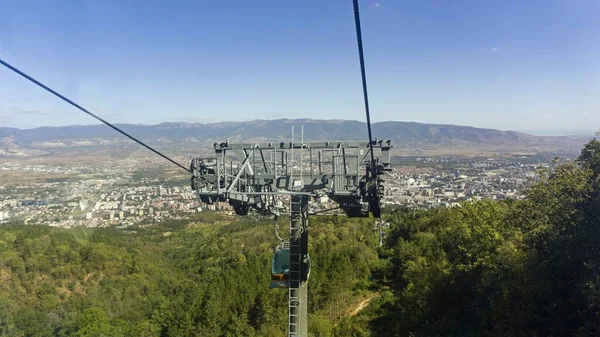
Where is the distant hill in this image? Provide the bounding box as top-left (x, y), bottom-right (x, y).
top-left (0, 119), bottom-right (539, 145)
top-left (0, 119), bottom-right (589, 156)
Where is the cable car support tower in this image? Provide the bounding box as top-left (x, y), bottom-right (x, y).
top-left (191, 139), bottom-right (391, 336)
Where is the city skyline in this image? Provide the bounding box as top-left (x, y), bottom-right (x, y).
top-left (1, 0), bottom-right (599, 131)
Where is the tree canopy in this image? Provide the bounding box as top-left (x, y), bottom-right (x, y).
top-left (340, 137), bottom-right (600, 337)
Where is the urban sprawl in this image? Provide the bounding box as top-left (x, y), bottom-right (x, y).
top-left (0, 157), bottom-right (548, 228)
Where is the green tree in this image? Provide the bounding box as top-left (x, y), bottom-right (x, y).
top-left (74, 307), bottom-right (112, 337)
top-left (578, 135), bottom-right (600, 176)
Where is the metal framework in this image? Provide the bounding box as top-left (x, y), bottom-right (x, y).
top-left (190, 139), bottom-right (392, 337)
top-left (191, 140), bottom-right (391, 217)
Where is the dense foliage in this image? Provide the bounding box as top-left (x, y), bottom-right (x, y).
top-left (339, 138), bottom-right (600, 336)
top-left (0, 213), bottom-right (380, 336)
top-left (2, 138), bottom-right (599, 336)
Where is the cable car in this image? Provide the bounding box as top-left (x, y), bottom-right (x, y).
top-left (271, 242), bottom-right (290, 288)
top-left (270, 242), bottom-right (311, 289)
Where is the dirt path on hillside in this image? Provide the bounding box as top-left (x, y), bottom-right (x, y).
top-left (349, 295), bottom-right (376, 317)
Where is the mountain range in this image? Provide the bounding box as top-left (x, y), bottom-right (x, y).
top-left (0, 119), bottom-right (590, 156)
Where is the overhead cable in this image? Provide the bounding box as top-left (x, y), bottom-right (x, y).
top-left (0, 57), bottom-right (191, 174)
top-left (352, 0), bottom-right (377, 178)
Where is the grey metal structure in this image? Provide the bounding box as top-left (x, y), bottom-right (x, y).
top-left (190, 140), bottom-right (391, 217)
top-left (190, 139), bottom-right (391, 337)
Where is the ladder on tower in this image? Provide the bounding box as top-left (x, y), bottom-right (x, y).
top-left (288, 197), bottom-right (304, 336)
top-left (288, 290), bottom-right (300, 337)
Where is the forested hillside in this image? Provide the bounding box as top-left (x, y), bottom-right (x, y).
top-left (0, 213), bottom-right (381, 336)
top-left (341, 137), bottom-right (600, 336)
top-left (1, 137), bottom-right (599, 336)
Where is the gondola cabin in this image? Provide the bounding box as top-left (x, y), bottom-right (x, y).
top-left (271, 243), bottom-right (290, 288)
top-left (270, 241), bottom-right (311, 289)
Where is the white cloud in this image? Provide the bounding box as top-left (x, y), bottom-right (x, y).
top-left (369, 2), bottom-right (381, 8)
top-left (491, 47), bottom-right (499, 52)
top-left (0, 114), bottom-right (13, 125)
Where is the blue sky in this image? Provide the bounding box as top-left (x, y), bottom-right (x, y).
top-left (0, 0), bottom-right (599, 132)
